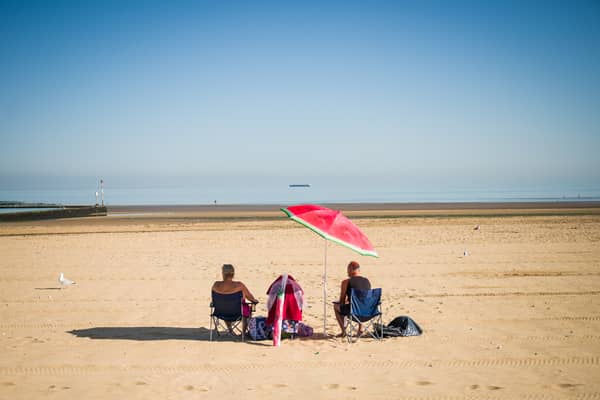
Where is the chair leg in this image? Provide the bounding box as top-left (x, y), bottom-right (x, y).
top-left (345, 317), bottom-right (352, 343)
top-left (209, 316), bottom-right (213, 341)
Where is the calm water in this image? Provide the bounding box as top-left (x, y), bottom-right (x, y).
top-left (1, 176), bottom-right (599, 205)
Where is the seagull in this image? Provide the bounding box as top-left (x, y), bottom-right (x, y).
top-left (59, 272), bottom-right (75, 287)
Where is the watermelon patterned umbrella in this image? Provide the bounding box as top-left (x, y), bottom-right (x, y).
top-left (281, 204), bottom-right (378, 335)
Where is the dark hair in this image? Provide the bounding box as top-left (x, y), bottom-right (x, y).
top-left (348, 261), bottom-right (360, 271)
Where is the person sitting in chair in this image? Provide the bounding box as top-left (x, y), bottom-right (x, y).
top-left (333, 261), bottom-right (371, 337)
top-left (212, 264), bottom-right (258, 335)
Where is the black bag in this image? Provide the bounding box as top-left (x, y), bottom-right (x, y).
top-left (375, 316), bottom-right (423, 337)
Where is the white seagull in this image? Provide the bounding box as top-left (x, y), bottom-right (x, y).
top-left (59, 272), bottom-right (76, 287)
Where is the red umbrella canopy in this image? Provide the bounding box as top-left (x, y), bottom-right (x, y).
top-left (281, 204), bottom-right (378, 257)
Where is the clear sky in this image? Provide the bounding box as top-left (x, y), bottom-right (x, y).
top-left (1, 1), bottom-right (599, 188)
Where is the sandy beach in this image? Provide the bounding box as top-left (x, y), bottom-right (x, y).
top-left (1, 203), bottom-right (599, 399)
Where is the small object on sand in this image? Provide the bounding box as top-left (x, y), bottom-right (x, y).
top-left (463, 250), bottom-right (469, 257)
top-left (474, 225), bottom-right (480, 230)
top-left (59, 272), bottom-right (75, 287)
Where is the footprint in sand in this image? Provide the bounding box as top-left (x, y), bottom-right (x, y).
top-left (184, 385), bottom-right (194, 391)
top-left (259, 383), bottom-right (288, 390)
top-left (135, 381), bottom-right (147, 386)
top-left (324, 383), bottom-right (340, 389)
top-left (2, 382), bottom-right (15, 387)
top-left (558, 383), bottom-right (583, 389)
top-left (416, 381), bottom-right (433, 386)
top-left (470, 384), bottom-right (480, 390)
top-left (487, 385), bottom-right (503, 390)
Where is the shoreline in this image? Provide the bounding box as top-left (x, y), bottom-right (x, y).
top-left (108, 200), bottom-right (600, 212)
top-left (1, 202), bottom-right (598, 230)
top-left (0, 201), bottom-right (598, 226)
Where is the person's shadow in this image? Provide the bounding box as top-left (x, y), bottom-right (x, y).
top-left (69, 327), bottom-right (233, 341)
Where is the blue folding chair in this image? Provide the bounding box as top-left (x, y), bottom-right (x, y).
top-left (209, 291), bottom-right (256, 341)
top-left (345, 288), bottom-right (383, 342)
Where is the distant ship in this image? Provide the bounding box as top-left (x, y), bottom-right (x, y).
top-left (289, 184), bottom-right (310, 188)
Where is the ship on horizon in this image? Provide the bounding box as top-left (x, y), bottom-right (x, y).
top-left (289, 184), bottom-right (310, 188)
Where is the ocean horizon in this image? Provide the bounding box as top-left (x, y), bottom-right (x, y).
top-left (1, 176), bottom-right (599, 206)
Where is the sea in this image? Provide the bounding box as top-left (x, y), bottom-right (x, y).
top-left (1, 176), bottom-right (599, 206)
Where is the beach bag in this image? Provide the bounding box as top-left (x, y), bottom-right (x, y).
top-left (279, 320), bottom-right (298, 339)
top-left (296, 322), bottom-right (314, 337)
top-left (248, 317), bottom-right (272, 340)
top-left (282, 320), bottom-right (298, 334)
top-left (375, 316), bottom-right (423, 337)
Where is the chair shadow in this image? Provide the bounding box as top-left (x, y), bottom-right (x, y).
top-left (68, 326), bottom-right (243, 342)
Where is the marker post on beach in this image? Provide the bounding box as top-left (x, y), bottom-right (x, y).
top-left (100, 179), bottom-right (104, 206)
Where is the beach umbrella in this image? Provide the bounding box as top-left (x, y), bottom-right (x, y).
top-left (281, 204), bottom-right (378, 335)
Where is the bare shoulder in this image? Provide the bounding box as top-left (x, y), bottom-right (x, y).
top-left (233, 281), bottom-right (246, 289)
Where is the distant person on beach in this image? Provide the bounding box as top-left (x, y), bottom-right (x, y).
top-left (212, 264), bottom-right (258, 334)
top-left (333, 261), bottom-right (371, 337)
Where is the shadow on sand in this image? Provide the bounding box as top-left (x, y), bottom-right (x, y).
top-left (68, 327), bottom-right (330, 343)
top-left (69, 327), bottom-right (225, 341)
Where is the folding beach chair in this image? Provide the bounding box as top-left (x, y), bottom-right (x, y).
top-left (209, 291), bottom-right (256, 341)
top-left (345, 288), bottom-right (383, 342)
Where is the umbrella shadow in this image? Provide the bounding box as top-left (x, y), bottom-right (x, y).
top-left (68, 326), bottom-right (245, 342)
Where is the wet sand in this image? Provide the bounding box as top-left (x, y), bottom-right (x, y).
top-left (1, 203), bottom-right (599, 399)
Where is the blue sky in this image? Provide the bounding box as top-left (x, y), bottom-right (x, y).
top-left (1, 1), bottom-right (599, 188)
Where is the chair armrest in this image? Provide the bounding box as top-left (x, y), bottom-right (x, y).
top-left (243, 300), bottom-right (258, 312)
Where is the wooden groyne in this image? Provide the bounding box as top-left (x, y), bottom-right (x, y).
top-left (0, 206), bottom-right (107, 222)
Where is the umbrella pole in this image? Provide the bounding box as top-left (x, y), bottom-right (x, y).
top-left (323, 240), bottom-right (328, 336)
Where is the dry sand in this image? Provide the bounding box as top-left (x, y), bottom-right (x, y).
top-left (1, 205), bottom-right (599, 399)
